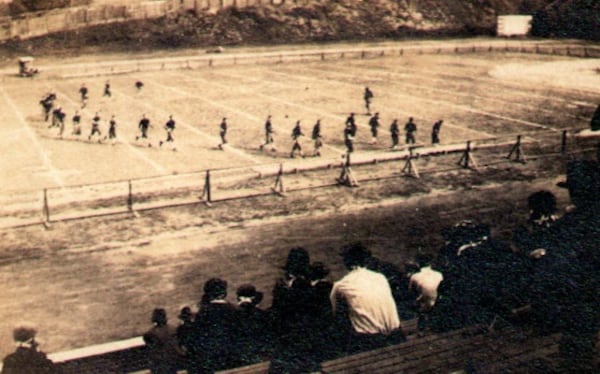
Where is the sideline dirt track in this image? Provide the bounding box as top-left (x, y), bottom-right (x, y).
top-left (0, 38), bottom-right (598, 359)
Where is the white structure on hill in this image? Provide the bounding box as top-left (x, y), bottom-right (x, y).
top-left (497, 15), bottom-right (533, 37)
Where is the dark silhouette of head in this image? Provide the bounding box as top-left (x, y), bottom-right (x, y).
top-left (151, 308), bottom-right (167, 326)
top-left (203, 278), bottom-right (228, 302)
top-left (527, 190), bottom-right (557, 220)
top-left (340, 242), bottom-right (372, 269)
top-left (283, 247), bottom-right (310, 277)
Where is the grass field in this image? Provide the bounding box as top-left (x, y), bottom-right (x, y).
top-left (0, 38), bottom-right (599, 362)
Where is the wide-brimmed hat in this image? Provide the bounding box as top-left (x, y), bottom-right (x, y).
top-left (178, 306), bottom-right (193, 320)
top-left (13, 324), bottom-right (36, 343)
top-left (282, 247), bottom-right (310, 276)
top-left (203, 278), bottom-right (228, 299)
top-left (309, 262), bottom-right (330, 280)
top-left (236, 284), bottom-right (264, 305)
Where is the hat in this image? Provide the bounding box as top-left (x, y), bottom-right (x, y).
top-left (13, 324), bottom-right (36, 343)
top-left (527, 190), bottom-right (557, 217)
top-left (557, 160), bottom-right (600, 205)
top-left (203, 278), bottom-right (228, 300)
top-left (236, 284), bottom-right (264, 305)
top-left (309, 262), bottom-right (330, 281)
top-left (178, 306), bottom-right (193, 320)
top-left (340, 242), bottom-right (372, 268)
top-left (283, 247), bottom-right (310, 276)
top-left (151, 308), bottom-right (167, 325)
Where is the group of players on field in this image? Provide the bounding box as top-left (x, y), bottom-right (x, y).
top-left (40, 84), bottom-right (443, 156)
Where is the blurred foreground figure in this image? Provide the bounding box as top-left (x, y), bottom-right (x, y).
top-left (2, 324), bottom-right (59, 374)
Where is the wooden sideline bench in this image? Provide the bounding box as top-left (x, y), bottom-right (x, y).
top-left (217, 321), bottom-right (566, 374)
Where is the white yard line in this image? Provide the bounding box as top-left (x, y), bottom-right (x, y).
top-left (297, 65), bottom-right (557, 132)
top-left (49, 86), bottom-right (168, 174)
top-left (260, 68), bottom-right (495, 139)
top-left (0, 86), bottom-right (66, 188)
top-left (333, 62), bottom-right (583, 120)
top-left (167, 70), bottom-right (345, 155)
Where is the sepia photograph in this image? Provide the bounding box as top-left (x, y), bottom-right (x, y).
top-left (0, 0), bottom-right (598, 373)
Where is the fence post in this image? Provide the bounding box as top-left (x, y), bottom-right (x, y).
top-left (337, 153), bottom-right (359, 187)
top-left (399, 49), bottom-right (403, 56)
top-left (272, 164), bottom-right (285, 196)
top-left (561, 130), bottom-right (568, 154)
top-left (506, 135), bottom-right (526, 163)
top-left (43, 188), bottom-right (51, 227)
top-left (457, 141), bottom-right (479, 171)
top-left (361, 51), bottom-right (365, 59)
top-left (321, 52), bottom-right (325, 61)
top-left (127, 180), bottom-right (139, 218)
top-left (209, 59), bottom-right (212, 67)
top-left (200, 170), bottom-right (212, 206)
top-left (402, 147), bottom-right (420, 178)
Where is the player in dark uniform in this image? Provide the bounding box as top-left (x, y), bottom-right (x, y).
top-left (106, 115), bottom-right (117, 144)
top-left (260, 115), bottom-right (275, 151)
top-left (72, 110), bottom-right (81, 136)
top-left (364, 87), bottom-right (374, 114)
top-left (344, 122), bottom-right (354, 154)
top-left (39, 92), bottom-right (56, 122)
top-left (79, 84), bottom-right (88, 108)
top-left (345, 112), bottom-right (357, 137)
top-left (431, 120), bottom-right (443, 144)
top-left (50, 107), bottom-right (61, 128)
top-left (55, 107), bottom-right (66, 138)
top-left (159, 115), bottom-right (176, 149)
top-left (89, 112), bottom-right (102, 142)
top-left (137, 114), bottom-right (151, 141)
top-left (368, 112), bottom-right (380, 144)
top-left (218, 117), bottom-right (227, 150)
top-left (311, 119), bottom-right (322, 157)
top-left (390, 119), bottom-right (400, 150)
top-left (103, 80), bottom-right (111, 98)
top-left (404, 117), bottom-right (417, 144)
top-left (290, 120), bottom-right (304, 158)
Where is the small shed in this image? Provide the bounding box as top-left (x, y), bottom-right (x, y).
top-left (497, 15), bottom-right (533, 37)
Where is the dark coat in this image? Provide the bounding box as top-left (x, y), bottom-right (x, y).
top-left (143, 324), bottom-right (181, 374)
top-left (2, 346), bottom-right (59, 374)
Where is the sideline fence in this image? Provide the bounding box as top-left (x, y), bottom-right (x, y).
top-left (1, 127), bottom-right (598, 230)
top-left (42, 41), bottom-right (600, 79)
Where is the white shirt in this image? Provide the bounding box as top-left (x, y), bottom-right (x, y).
top-left (330, 267), bottom-right (400, 335)
top-left (409, 266), bottom-right (444, 310)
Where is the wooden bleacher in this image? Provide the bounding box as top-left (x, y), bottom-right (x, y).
top-left (217, 318), bottom-right (566, 374)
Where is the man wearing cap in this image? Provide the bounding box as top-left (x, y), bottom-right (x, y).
top-left (330, 242), bottom-right (405, 354)
top-left (2, 324), bottom-right (58, 373)
top-left (218, 117), bottom-right (227, 150)
top-left (143, 308), bottom-right (182, 374)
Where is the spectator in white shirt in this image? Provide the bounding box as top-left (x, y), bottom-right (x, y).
top-left (330, 242), bottom-right (405, 354)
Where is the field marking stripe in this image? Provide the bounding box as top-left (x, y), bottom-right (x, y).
top-left (333, 62), bottom-right (583, 120)
top-left (142, 78), bottom-right (261, 164)
top-left (363, 61), bottom-right (598, 108)
top-left (295, 65), bottom-right (556, 132)
top-left (49, 86), bottom-right (168, 174)
top-left (0, 86), bottom-right (66, 188)
top-left (167, 71), bottom-right (345, 155)
top-left (256, 68), bottom-right (494, 139)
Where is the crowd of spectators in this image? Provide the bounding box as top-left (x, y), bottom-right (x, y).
top-left (3, 159), bottom-right (598, 374)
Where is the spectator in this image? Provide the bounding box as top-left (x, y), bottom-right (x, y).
top-left (531, 160), bottom-right (600, 372)
top-left (2, 323), bottom-right (59, 374)
top-left (176, 306), bottom-right (196, 373)
top-left (330, 242), bottom-right (406, 355)
top-left (142, 308), bottom-right (182, 374)
top-left (409, 254), bottom-right (444, 332)
top-left (234, 284), bottom-right (270, 367)
top-left (269, 247), bottom-right (321, 373)
top-left (404, 117), bottom-right (417, 144)
top-left (191, 278), bottom-right (237, 373)
top-left (512, 190), bottom-right (558, 257)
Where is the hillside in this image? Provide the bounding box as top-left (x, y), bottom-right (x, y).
top-left (532, 0), bottom-right (600, 40)
top-left (0, 0), bottom-right (546, 57)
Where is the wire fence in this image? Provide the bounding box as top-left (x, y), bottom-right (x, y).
top-left (42, 41), bottom-right (600, 79)
top-left (2, 127), bottom-right (599, 230)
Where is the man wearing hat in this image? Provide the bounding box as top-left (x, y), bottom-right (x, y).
top-left (330, 242), bottom-right (405, 354)
top-left (234, 284), bottom-right (269, 367)
top-left (368, 112), bottom-right (380, 144)
top-left (143, 308), bottom-right (182, 374)
top-left (218, 117), bottom-right (227, 150)
top-left (2, 324), bottom-right (58, 373)
top-left (192, 278), bottom-right (237, 373)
